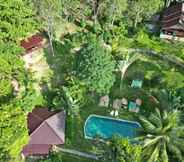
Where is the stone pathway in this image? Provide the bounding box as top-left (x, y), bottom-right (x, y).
top-left (56, 147), bottom-right (99, 160)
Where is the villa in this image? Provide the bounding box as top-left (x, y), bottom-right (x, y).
top-left (22, 108), bottom-right (66, 158)
top-left (160, 2), bottom-right (184, 41)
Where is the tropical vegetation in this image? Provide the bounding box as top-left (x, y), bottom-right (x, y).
top-left (138, 108), bottom-right (184, 162)
top-left (0, 0), bottom-right (184, 162)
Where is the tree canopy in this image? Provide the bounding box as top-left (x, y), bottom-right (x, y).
top-left (126, 0), bottom-right (164, 28)
top-left (100, 136), bottom-right (142, 162)
top-left (0, 102), bottom-right (28, 161)
top-left (76, 37), bottom-right (115, 94)
top-left (0, 0), bottom-right (38, 43)
top-left (0, 50), bottom-right (25, 101)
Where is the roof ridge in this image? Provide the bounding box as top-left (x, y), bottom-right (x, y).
top-left (30, 120), bottom-right (63, 144)
top-left (30, 112), bottom-right (64, 144)
top-left (30, 120), bottom-right (47, 138)
top-left (45, 112), bottom-right (65, 142)
top-left (45, 121), bottom-right (64, 144)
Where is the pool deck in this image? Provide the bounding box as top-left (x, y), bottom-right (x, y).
top-left (84, 114), bottom-right (141, 140)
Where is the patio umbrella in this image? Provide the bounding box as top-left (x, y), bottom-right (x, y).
top-left (136, 98), bottom-right (142, 106)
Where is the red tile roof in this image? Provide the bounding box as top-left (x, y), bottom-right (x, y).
top-left (20, 34), bottom-right (43, 52)
top-left (22, 108), bottom-right (66, 157)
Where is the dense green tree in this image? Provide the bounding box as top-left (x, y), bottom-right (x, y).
top-left (33, 0), bottom-right (62, 56)
top-left (0, 51), bottom-right (25, 101)
top-left (138, 108), bottom-right (184, 162)
top-left (108, 136), bottom-right (142, 162)
top-left (126, 0), bottom-right (164, 28)
top-left (61, 0), bottom-right (91, 21)
top-left (95, 136), bottom-right (142, 162)
top-left (0, 0), bottom-right (38, 43)
top-left (65, 76), bottom-right (87, 107)
top-left (76, 37), bottom-right (115, 94)
top-left (0, 103), bottom-right (28, 161)
top-left (101, 0), bottom-right (127, 26)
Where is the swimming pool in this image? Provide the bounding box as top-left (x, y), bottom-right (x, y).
top-left (84, 115), bottom-right (140, 139)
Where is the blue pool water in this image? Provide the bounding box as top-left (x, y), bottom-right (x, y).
top-left (84, 115), bottom-right (140, 139)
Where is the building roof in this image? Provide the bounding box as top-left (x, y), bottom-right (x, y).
top-left (22, 144), bottom-right (52, 157)
top-left (20, 34), bottom-right (43, 52)
top-left (162, 3), bottom-right (184, 30)
top-left (22, 108), bottom-right (66, 157)
top-left (28, 108), bottom-right (57, 134)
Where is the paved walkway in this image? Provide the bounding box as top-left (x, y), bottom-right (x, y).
top-left (56, 147), bottom-right (99, 160)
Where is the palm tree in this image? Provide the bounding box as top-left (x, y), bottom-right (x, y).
top-left (152, 89), bottom-right (184, 111)
top-left (117, 53), bottom-right (140, 90)
top-left (137, 108), bottom-right (184, 162)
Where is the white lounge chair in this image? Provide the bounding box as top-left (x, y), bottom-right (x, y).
top-left (114, 110), bottom-right (119, 117)
top-left (110, 110), bottom-right (115, 116)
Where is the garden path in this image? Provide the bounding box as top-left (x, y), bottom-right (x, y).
top-left (56, 147), bottom-right (99, 160)
top-left (121, 48), bottom-right (184, 69)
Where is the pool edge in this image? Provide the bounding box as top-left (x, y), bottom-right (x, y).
top-left (84, 114), bottom-right (141, 140)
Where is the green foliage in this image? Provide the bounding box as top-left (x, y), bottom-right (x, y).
top-left (33, 0), bottom-right (62, 55)
top-left (152, 89), bottom-right (184, 112)
top-left (134, 30), bottom-right (184, 60)
top-left (138, 108), bottom-right (184, 162)
top-left (61, 0), bottom-right (91, 21)
top-left (76, 37), bottom-right (116, 94)
top-left (163, 70), bottom-right (184, 89)
top-left (62, 86), bottom-right (80, 117)
top-left (65, 76), bottom-right (87, 107)
top-left (126, 0), bottom-right (164, 28)
top-left (38, 152), bottom-right (62, 162)
top-left (101, 136), bottom-right (142, 162)
top-left (0, 52), bottom-right (25, 101)
top-left (0, 0), bottom-right (38, 42)
top-left (0, 103), bottom-right (28, 161)
top-left (98, 0), bottom-right (128, 26)
top-left (19, 83), bottom-right (43, 113)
